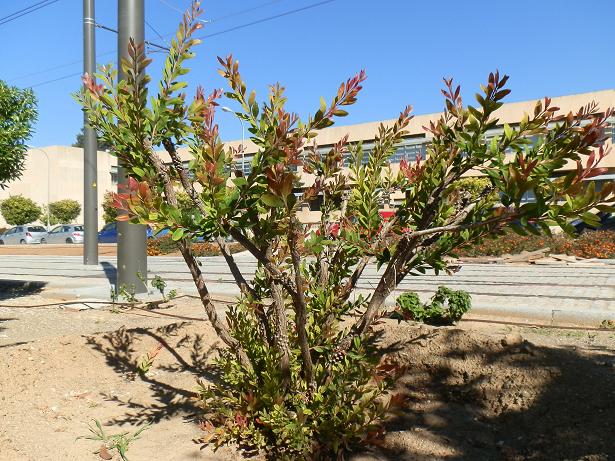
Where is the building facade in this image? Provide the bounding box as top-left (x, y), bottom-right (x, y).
top-left (2, 90), bottom-right (614, 228)
top-left (0, 146), bottom-right (117, 228)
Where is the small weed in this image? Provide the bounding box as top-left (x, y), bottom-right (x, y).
top-left (600, 320), bottom-right (615, 330)
top-left (150, 275), bottom-right (176, 302)
top-left (77, 419), bottom-right (150, 461)
top-left (117, 284), bottom-right (138, 303)
top-left (136, 343), bottom-right (163, 376)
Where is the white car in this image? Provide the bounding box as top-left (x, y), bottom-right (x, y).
top-left (0, 225), bottom-right (49, 244)
top-left (46, 224), bottom-right (84, 244)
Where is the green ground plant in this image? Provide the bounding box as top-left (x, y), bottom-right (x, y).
top-left (393, 287), bottom-right (471, 325)
top-left (78, 419), bottom-right (150, 461)
top-left (77, 2), bottom-right (615, 458)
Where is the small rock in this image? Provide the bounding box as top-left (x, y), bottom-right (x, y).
top-left (501, 333), bottom-right (523, 347)
top-left (98, 445), bottom-right (113, 460)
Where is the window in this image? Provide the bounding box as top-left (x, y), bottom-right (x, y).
top-left (390, 137), bottom-right (427, 164)
top-left (49, 226), bottom-right (62, 234)
top-left (606, 121), bottom-right (615, 143)
top-left (28, 226), bottom-right (46, 232)
top-left (73, 225), bottom-right (84, 231)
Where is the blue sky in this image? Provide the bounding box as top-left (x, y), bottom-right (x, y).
top-left (1, 0), bottom-right (614, 147)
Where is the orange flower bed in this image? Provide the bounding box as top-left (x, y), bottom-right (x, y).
top-left (457, 230), bottom-right (615, 259)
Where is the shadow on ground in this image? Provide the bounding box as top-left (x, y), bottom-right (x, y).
top-left (0, 279), bottom-right (46, 301)
top-left (86, 321), bottom-right (615, 460)
top-left (86, 321), bottom-right (219, 426)
top-left (374, 327), bottom-right (615, 461)
top-left (100, 261), bottom-right (117, 287)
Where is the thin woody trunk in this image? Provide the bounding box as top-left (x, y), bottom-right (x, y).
top-left (179, 241), bottom-right (252, 370)
top-left (215, 236), bottom-right (257, 299)
top-left (289, 222), bottom-right (315, 388)
top-left (271, 280), bottom-right (291, 388)
top-left (162, 140), bottom-right (257, 301)
top-left (146, 142), bottom-right (253, 371)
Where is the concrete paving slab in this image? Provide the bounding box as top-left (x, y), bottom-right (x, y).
top-left (0, 255), bottom-right (614, 325)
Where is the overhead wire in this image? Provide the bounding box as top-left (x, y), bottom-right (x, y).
top-left (0, 0), bottom-right (60, 27)
top-left (197, 0), bottom-right (335, 40)
top-left (11, 0), bottom-right (336, 88)
top-left (0, 0), bottom-right (52, 23)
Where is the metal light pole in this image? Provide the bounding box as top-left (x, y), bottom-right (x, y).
top-left (83, 0), bottom-right (99, 264)
top-left (27, 146), bottom-right (50, 231)
top-left (117, 0), bottom-right (147, 293)
top-left (221, 106), bottom-right (246, 175)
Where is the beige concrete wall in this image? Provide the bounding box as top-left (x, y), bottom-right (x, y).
top-left (173, 89), bottom-right (615, 171)
top-left (0, 146), bottom-right (117, 229)
top-left (2, 90), bottom-right (613, 229)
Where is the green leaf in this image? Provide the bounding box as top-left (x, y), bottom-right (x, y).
top-left (503, 123), bottom-right (513, 140)
top-left (132, 166), bottom-right (145, 178)
top-left (172, 227), bottom-right (185, 241)
top-left (260, 193), bottom-right (285, 208)
top-left (232, 177), bottom-right (247, 187)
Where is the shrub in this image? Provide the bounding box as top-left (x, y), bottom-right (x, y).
top-left (393, 287), bottom-right (472, 325)
top-left (102, 191), bottom-right (117, 224)
top-left (0, 80), bottom-right (38, 189)
top-left (455, 177), bottom-right (499, 203)
top-left (147, 235), bottom-right (243, 256)
top-left (0, 195), bottom-right (42, 225)
top-left (48, 199), bottom-right (81, 224)
top-left (457, 230), bottom-right (615, 259)
top-left (78, 3), bottom-right (615, 458)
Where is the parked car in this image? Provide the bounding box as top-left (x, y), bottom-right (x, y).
top-left (98, 222), bottom-right (154, 243)
top-left (572, 212), bottom-right (615, 234)
top-left (47, 224), bottom-right (84, 244)
top-left (0, 225), bottom-right (48, 244)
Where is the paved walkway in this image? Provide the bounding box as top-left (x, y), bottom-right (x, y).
top-left (1, 254), bottom-right (614, 325)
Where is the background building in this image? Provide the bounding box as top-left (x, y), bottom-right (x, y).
top-left (2, 90), bottom-right (614, 228)
top-left (0, 146), bottom-right (116, 228)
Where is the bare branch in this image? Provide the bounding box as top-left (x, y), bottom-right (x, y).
top-left (228, 227), bottom-right (299, 298)
top-left (288, 219), bottom-right (314, 388)
top-left (143, 143), bottom-right (253, 371)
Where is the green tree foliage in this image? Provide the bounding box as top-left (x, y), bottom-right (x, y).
top-left (72, 126), bottom-right (114, 151)
top-left (0, 195), bottom-right (42, 225)
top-left (0, 80), bottom-right (38, 189)
top-left (48, 199), bottom-right (81, 224)
top-left (102, 191), bottom-right (117, 223)
top-left (455, 176), bottom-right (499, 203)
top-left (77, 3), bottom-right (615, 458)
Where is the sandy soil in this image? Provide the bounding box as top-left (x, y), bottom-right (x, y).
top-left (0, 293), bottom-right (614, 461)
top-left (0, 244), bottom-right (117, 256)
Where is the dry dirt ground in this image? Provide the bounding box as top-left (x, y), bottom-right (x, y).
top-left (0, 244), bottom-right (117, 256)
top-left (0, 287), bottom-right (614, 461)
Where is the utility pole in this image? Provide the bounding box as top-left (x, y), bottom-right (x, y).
top-left (117, 0), bottom-right (147, 293)
top-left (83, 0), bottom-right (98, 264)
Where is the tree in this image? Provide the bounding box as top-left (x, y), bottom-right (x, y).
top-left (72, 126), bottom-right (114, 151)
top-left (102, 191), bottom-right (118, 223)
top-left (78, 3), bottom-right (615, 458)
top-left (0, 195), bottom-right (42, 225)
top-left (48, 199), bottom-right (81, 224)
top-left (456, 176), bottom-right (499, 202)
top-left (0, 80), bottom-right (37, 189)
